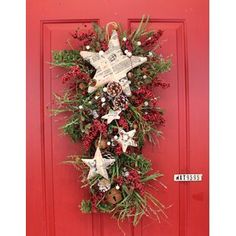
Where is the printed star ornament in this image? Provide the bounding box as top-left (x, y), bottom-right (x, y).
top-left (82, 147), bottom-right (115, 180)
top-left (117, 128), bottom-right (138, 153)
top-left (102, 109), bottom-right (121, 124)
top-left (80, 30), bottom-right (147, 94)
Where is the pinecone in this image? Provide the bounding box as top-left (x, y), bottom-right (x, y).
top-left (102, 151), bottom-right (115, 159)
top-left (113, 95), bottom-right (128, 110)
top-left (107, 82), bottom-right (122, 97)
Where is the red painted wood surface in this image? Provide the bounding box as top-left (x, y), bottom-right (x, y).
top-left (26, 0), bottom-right (209, 235)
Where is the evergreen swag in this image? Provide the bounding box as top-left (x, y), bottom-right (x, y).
top-left (52, 16), bottom-right (171, 226)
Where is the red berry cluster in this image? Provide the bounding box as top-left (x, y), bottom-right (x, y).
top-left (143, 110), bottom-right (165, 125)
top-left (118, 116), bottom-right (129, 131)
top-left (133, 87), bottom-right (155, 106)
top-left (114, 145), bottom-right (123, 156)
top-left (127, 170), bottom-right (145, 195)
top-left (115, 170), bottom-right (145, 195)
top-left (82, 120), bottom-right (107, 150)
top-left (141, 30), bottom-right (163, 49)
top-left (100, 40), bottom-right (109, 51)
top-left (114, 176), bottom-right (124, 186)
top-left (91, 191), bottom-right (105, 209)
top-left (61, 66), bottom-right (89, 84)
top-left (122, 39), bottom-right (133, 52)
top-left (71, 30), bottom-right (95, 46)
top-left (152, 77), bottom-right (170, 89)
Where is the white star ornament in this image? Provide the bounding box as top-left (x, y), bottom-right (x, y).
top-left (117, 128), bottom-right (138, 153)
top-left (82, 147), bottom-right (115, 180)
top-left (80, 31), bottom-right (147, 93)
top-left (102, 109), bottom-right (121, 124)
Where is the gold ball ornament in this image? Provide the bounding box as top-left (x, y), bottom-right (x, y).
top-left (106, 187), bottom-right (123, 205)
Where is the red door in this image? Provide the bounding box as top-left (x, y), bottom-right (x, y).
top-left (26, 1), bottom-right (208, 236)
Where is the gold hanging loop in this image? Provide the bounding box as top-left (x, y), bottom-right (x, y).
top-left (105, 22), bottom-right (119, 42)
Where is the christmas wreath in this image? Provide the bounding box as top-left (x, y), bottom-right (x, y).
top-left (52, 17), bottom-right (171, 226)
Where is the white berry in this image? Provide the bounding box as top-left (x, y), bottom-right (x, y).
top-left (85, 45), bottom-right (90, 50)
top-left (148, 51), bottom-right (153, 57)
top-left (107, 141), bottom-right (111, 146)
top-left (137, 41), bottom-right (141, 46)
top-left (79, 105), bottom-right (83, 109)
top-left (115, 185), bottom-right (120, 190)
top-left (99, 50), bottom-right (104, 56)
top-left (144, 101), bottom-right (149, 106)
top-left (127, 52), bottom-right (132, 57)
top-left (143, 75), bottom-right (147, 79)
top-left (92, 110), bottom-right (99, 118)
top-left (103, 87), bottom-right (108, 92)
top-left (101, 97), bottom-right (106, 103)
top-left (124, 172), bottom-right (129, 177)
top-left (122, 37), bottom-right (127, 41)
top-left (114, 135), bottom-right (118, 140)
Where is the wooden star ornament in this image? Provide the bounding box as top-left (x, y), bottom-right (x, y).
top-left (82, 147), bottom-right (115, 180)
top-left (117, 128), bottom-right (138, 153)
top-left (80, 30), bottom-right (147, 93)
top-left (102, 109), bottom-right (121, 124)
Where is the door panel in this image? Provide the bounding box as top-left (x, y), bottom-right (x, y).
top-left (27, 1), bottom-right (208, 236)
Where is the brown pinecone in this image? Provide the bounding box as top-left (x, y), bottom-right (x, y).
top-left (113, 95), bottom-right (128, 110)
top-left (107, 82), bottom-right (122, 97)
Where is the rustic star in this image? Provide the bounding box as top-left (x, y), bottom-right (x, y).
top-left (82, 147), bottom-right (115, 180)
top-left (117, 128), bottom-right (138, 153)
top-left (102, 109), bottom-right (121, 124)
top-left (80, 30), bottom-right (147, 93)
